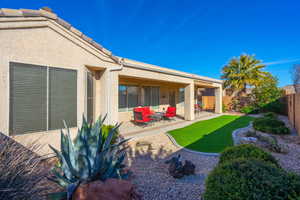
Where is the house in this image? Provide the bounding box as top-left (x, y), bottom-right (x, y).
top-left (282, 84), bottom-right (300, 95)
top-left (0, 8), bottom-right (222, 152)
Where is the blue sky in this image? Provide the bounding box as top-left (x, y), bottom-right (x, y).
top-left (3, 0), bottom-right (300, 86)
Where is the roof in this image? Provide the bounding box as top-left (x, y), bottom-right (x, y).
top-left (0, 7), bottom-right (222, 84)
top-left (0, 8), bottom-right (121, 63)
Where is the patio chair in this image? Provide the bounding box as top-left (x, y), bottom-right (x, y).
top-left (194, 104), bottom-right (201, 116)
top-left (164, 106), bottom-right (176, 120)
top-left (143, 106), bottom-right (155, 117)
top-left (133, 108), bottom-right (154, 126)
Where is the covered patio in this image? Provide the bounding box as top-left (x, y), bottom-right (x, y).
top-left (119, 111), bottom-right (215, 136)
top-left (118, 75), bottom-right (187, 122)
top-left (117, 75), bottom-right (222, 135)
top-left (194, 80), bottom-right (222, 118)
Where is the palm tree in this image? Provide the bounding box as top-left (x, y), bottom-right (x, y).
top-left (221, 54), bottom-right (269, 97)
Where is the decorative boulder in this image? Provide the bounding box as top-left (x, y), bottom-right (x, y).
top-left (165, 155), bottom-right (185, 178)
top-left (73, 179), bottom-right (141, 200)
top-left (240, 137), bottom-right (258, 144)
top-left (183, 160), bottom-right (195, 175)
top-left (165, 155), bottom-right (196, 178)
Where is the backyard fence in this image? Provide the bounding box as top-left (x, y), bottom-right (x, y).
top-left (202, 96), bottom-right (215, 110)
top-left (287, 93), bottom-right (300, 136)
top-left (223, 96), bottom-right (232, 110)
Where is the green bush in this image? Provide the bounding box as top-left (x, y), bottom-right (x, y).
top-left (204, 159), bottom-right (300, 200)
top-left (260, 100), bottom-right (286, 115)
top-left (240, 105), bottom-right (260, 114)
top-left (102, 124), bottom-right (119, 144)
top-left (253, 117), bottom-right (290, 135)
top-left (263, 112), bottom-right (277, 119)
top-left (219, 144), bottom-right (279, 167)
top-left (222, 103), bottom-right (227, 113)
top-left (240, 105), bottom-right (254, 114)
top-left (49, 116), bottom-right (127, 199)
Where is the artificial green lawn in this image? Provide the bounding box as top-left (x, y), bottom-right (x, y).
top-left (168, 115), bottom-right (253, 153)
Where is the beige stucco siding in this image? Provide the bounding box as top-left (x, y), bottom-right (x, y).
top-left (0, 11), bottom-right (223, 154)
top-left (0, 22), bottom-right (118, 152)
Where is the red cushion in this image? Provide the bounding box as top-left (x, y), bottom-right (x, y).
top-left (134, 107), bottom-right (143, 112)
top-left (133, 107), bottom-right (154, 123)
top-left (143, 107), bottom-right (152, 114)
top-left (165, 107), bottom-right (176, 117)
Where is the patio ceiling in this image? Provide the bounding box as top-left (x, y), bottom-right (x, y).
top-left (119, 75), bottom-right (187, 87)
top-left (194, 80), bottom-right (216, 88)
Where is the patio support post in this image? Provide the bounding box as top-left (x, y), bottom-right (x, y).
top-left (214, 85), bottom-right (222, 113)
top-left (98, 70), bottom-right (119, 125)
top-left (184, 83), bottom-right (195, 120)
top-left (106, 71), bottom-right (119, 125)
top-left (110, 71), bottom-right (119, 124)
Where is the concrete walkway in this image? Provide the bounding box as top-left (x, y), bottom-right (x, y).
top-left (124, 113), bottom-right (223, 139)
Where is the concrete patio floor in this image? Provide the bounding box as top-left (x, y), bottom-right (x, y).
top-left (120, 111), bottom-right (221, 138)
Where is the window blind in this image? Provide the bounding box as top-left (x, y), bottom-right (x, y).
top-left (49, 67), bottom-right (77, 130)
top-left (9, 62), bottom-right (47, 135)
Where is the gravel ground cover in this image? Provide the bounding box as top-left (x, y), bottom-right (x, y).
top-left (271, 135), bottom-right (300, 174)
top-left (126, 133), bottom-right (218, 200)
top-left (246, 114), bottom-right (300, 174)
top-left (125, 114), bottom-right (300, 200)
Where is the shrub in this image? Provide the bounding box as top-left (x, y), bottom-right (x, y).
top-left (263, 112), bottom-right (277, 119)
top-left (253, 117), bottom-right (290, 135)
top-left (260, 100), bottom-right (286, 115)
top-left (222, 103), bottom-right (227, 113)
top-left (204, 159), bottom-right (300, 200)
top-left (259, 135), bottom-right (289, 154)
top-left (240, 105), bottom-right (260, 114)
top-left (102, 124), bottom-right (119, 144)
top-left (0, 133), bottom-right (50, 200)
top-left (219, 144), bottom-right (279, 167)
top-left (48, 115), bottom-right (129, 199)
top-left (240, 105), bottom-right (254, 114)
top-left (244, 132), bottom-right (288, 154)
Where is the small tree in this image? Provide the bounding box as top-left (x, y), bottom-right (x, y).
top-left (251, 74), bottom-right (283, 113)
top-left (292, 64), bottom-right (300, 93)
top-left (221, 54), bottom-right (269, 98)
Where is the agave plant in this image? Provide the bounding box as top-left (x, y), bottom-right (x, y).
top-left (48, 115), bottom-right (129, 200)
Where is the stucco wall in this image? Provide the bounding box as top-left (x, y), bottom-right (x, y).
top-left (0, 16), bottom-right (223, 155)
top-left (0, 21), bottom-right (118, 152)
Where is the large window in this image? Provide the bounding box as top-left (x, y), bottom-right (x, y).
top-left (118, 85), bottom-right (160, 112)
top-left (49, 68), bottom-right (77, 130)
top-left (118, 85), bottom-right (139, 112)
top-left (142, 86), bottom-right (160, 109)
top-left (9, 62), bottom-right (77, 135)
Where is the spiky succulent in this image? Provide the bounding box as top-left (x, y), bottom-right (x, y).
top-left (48, 115), bottom-right (129, 200)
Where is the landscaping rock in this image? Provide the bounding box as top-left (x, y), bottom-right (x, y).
top-left (240, 136), bottom-right (258, 144)
top-left (183, 160), bottom-right (196, 175)
top-left (165, 155), bottom-right (196, 178)
top-left (73, 179), bottom-right (141, 200)
top-left (165, 155), bottom-right (185, 178)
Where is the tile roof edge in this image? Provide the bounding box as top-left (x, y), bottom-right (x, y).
top-left (0, 8), bottom-right (118, 63)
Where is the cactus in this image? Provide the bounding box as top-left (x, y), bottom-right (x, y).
top-left (48, 115), bottom-right (129, 200)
